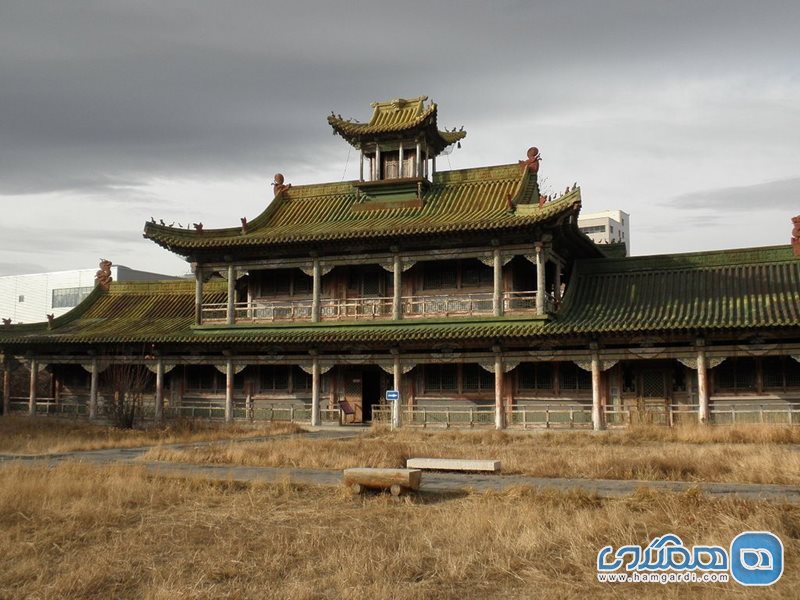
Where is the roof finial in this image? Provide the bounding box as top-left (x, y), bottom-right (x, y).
top-left (519, 147), bottom-right (541, 174)
top-left (792, 215), bottom-right (800, 256)
top-left (272, 173), bottom-right (292, 195)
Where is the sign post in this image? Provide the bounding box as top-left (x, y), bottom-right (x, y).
top-left (386, 389), bottom-right (400, 430)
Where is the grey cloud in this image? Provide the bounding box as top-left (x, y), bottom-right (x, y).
top-left (2, 0), bottom-right (798, 195)
top-left (666, 178), bottom-right (800, 212)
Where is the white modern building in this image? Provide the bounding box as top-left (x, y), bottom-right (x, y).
top-left (0, 266), bottom-right (176, 324)
top-left (578, 210), bottom-right (630, 253)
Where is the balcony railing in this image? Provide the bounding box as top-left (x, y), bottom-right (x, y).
top-left (200, 290), bottom-right (549, 324)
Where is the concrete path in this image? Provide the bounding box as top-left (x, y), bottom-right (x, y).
top-left (2, 430), bottom-right (799, 503)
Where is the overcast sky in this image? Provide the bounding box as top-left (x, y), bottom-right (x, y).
top-left (1, 0), bottom-right (798, 276)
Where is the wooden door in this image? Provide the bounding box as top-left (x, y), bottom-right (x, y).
top-left (344, 368), bottom-right (364, 422)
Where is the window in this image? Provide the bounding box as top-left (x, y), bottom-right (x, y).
top-left (517, 363), bottom-right (554, 391)
top-left (423, 365), bottom-right (458, 392)
top-left (185, 366), bottom-right (221, 391)
top-left (462, 364), bottom-right (494, 391)
top-left (293, 367), bottom-right (312, 391)
top-left (52, 286), bottom-right (93, 309)
top-left (259, 365), bottom-right (290, 391)
top-left (256, 269), bottom-right (311, 297)
top-left (347, 266), bottom-right (389, 297)
top-left (713, 358), bottom-right (756, 392)
top-left (559, 362), bottom-right (592, 391)
top-left (579, 225), bottom-right (606, 235)
top-left (423, 364), bottom-right (497, 394)
top-left (762, 357), bottom-right (800, 389)
top-left (18, 295), bottom-right (24, 303)
top-left (422, 259), bottom-right (491, 290)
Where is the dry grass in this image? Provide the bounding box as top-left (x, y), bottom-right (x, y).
top-left (0, 461), bottom-right (797, 599)
top-left (0, 416), bottom-right (303, 454)
top-left (142, 425), bottom-right (800, 485)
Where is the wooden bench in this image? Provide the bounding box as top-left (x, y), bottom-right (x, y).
top-left (338, 400), bottom-right (356, 424)
top-left (406, 458), bottom-right (501, 473)
top-left (343, 468), bottom-right (422, 496)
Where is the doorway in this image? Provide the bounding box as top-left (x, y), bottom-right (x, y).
top-left (342, 365), bottom-right (384, 422)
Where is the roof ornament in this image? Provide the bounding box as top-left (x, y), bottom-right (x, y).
top-left (272, 173), bottom-right (292, 195)
top-left (2, 318), bottom-right (11, 326)
top-left (241, 217), bottom-right (248, 234)
top-left (193, 222), bottom-right (203, 233)
top-left (95, 259), bottom-right (113, 290)
top-left (519, 147), bottom-right (541, 174)
top-left (46, 313), bottom-right (54, 328)
top-left (792, 215), bottom-right (800, 256)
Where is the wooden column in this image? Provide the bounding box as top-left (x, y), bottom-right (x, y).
top-left (225, 359), bottom-right (234, 423)
top-left (392, 254), bottom-right (402, 320)
top-left (493, 247), bottom-right (503, 317)
top-left (2, 355), bottom-right (11, 416)
top-left (697, 344), bottom-right (709, 424)
top-left (375, 145), bottom-right (381, 180)
top-left (554, 262), bottom-right (563, 305)
top-left (359, 150), bottom-right (364, 181)
top-left (495, 354), bottom-right (505, 430)
top-left (415, 141), bottom-right (422, 177)
top-left (312, 258), bottom-right (321, 322)
top-left (28, 358), bottom-right (38, 416)
top-left (195, 267), bottom-right (203, 325)
top-left (155, 357), bottom-right (164, 423)
top-left (226, 265), bottom-right (236, 325)
top-left (591, 348), bottom-right (604, 431)
top-left (398, 143), bottom-right (404, 178)
top-left (431, 156), bottom-right (436, 178)
top-left (535, 243), bottom-right (546, 314)
top-left (89, 358), bottom-right (98, 420)
top-left (311, 356), bottom-right (321, 427)
top-left (392, 353), bottom-right (401, 429)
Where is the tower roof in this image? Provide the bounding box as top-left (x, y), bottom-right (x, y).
top-left (328, 96), bottom-right (466, 155)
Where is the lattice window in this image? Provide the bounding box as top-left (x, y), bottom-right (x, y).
top-left (185, 366), bottom-right (220, 391)
top-left (762, 357), bottom-right (784, 389)
top-left (423, 365), bottom-right (458, 392)
top-left (462, 364), bottom-right (493, 391)
top-left (423, 261), bottom-right (458, 290)
top-left (560, 362), bottom-right (592, 391)
top-left (787, 358), bottom-right (800, 387)
top-left (293, 367), bottom-right (312, 391)
top-left (461, 260), bottom-right (493, 288)
top-left (517, 363), bottom-right (554, 391)
top-left (641, 371), bottom-right (666, 398)
top-left (259, 365), bottom-right (290, 391)
top-left (713, 358), bottom-right (756, 392)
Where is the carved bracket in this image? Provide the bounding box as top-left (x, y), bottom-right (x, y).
top-left (213, 363), bottom-right (247, 375)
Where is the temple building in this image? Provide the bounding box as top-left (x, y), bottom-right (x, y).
top-left (2, 96), bottom-right (799, 429)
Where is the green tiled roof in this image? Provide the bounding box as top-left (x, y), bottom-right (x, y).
top-left (144, 163), bottom-right (579, 255)
top-left (551, 245), bottom-right (800, 335)
top-left (4, 246), bottom-right (796, 349)
top-left (0, 280), bottom-right (547, 347)
top-left (327, 96), bottom-right (466, 150)
top-left (0, 281), bottom-right (226, 345)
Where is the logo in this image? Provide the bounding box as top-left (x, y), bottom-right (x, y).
top-left (597, 531), bottom-right (783, 586)
top-left (730, 532), bottom-right (783, 586)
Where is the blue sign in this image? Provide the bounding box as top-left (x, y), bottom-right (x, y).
top-left (386, 390), bottom-right (400, 402)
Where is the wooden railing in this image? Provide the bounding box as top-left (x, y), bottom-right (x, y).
top-left (201, 290), bottom-right (547, 324)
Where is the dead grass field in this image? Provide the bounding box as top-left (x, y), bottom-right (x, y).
top-left (0, 462), bottom-right (797, 599)
top-left (142, 425), bottom-right (800, 485)
top-left (0, 416), bottom-right (302, 454)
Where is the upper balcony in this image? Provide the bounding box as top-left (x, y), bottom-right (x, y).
top-left (201, 290), bottom-right (552, 324)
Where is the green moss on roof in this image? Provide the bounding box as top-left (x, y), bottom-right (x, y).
top-left (144, 163), bottom-right (579, 254)
top-left (327, 96), bottom-right (466, 150)
top-left (552, 245), bottom-right (800, 334)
